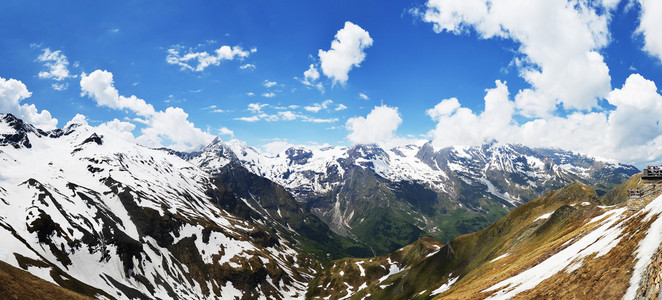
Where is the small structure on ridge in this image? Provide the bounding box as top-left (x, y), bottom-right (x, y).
top-left (628, 166), bottom-right (662, 211)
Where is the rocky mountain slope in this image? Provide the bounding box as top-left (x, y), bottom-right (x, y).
top-left (187, 138), bottom-right (638, 253)
top-left (0, 113), bottom-right (362, 299)
top-left (308, 179), bottom-right (662, 299)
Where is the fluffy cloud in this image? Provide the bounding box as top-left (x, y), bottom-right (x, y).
top-left (304, 99), bottom-right (334, 113)
top-left (417, 0), bottom-right (614, 117)
top-left (318, 21), bottom-right (373, 85)
top-left (65, 113), bottom-right (88, 127)
top-left (303, 64), bottom-right (319, 82)
top-left (335, 104), bottom-right (348, 111)
top-left (247, 103), bottom-right (268, 113)
top-left (346, 105), bottom-right (403, 146)
top-left (240, 63), bottom-right (256, 70)
top-left (37, 48), bottom-right (72, 81)
top-left (235, 115), bottom-right (261, 122)
top-left (0, 76), bottom-right (57, 129)
top-left (166, 45), bottom-right (252, 72)
top-left (300, 64), bottom-right (324, 92)
top-left (218, 127), bottom-right (234, 137)
top-left (359, 92), bottom-right (369, 100)
top-left (426, 74), bottom-right (662, 166)
top-left (428, 80), bottom-right (515, 148)
top-left (80, 69), bottom-right (214, 151)
top-left (81, 70), bottom-right (156, 117)
top-left (236, 102), bottom-right (338, 123)
top-left (304, 117), bottom-right (338, 123)
top-left (136, 107), bottom-right (214, 151)
top-left (262, 92), bottom-right (276, 98)
top-left (636, 0), bottom-right (662, 62)
top-left (97, 119), bottom-right (137, 142)
top-left (262, 140), bottom-right (294, 155)
top-left (37, 48), bottom-right (74, 90)
top-left (263, 80), bottom-right (277, 88)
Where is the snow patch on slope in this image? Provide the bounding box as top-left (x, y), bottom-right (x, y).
top-left (484, 207), bottom-right (626, 299)
top-left (623, 194), bottom-right (662, 299)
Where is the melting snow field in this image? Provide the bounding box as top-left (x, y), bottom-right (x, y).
top-left (484, 193), bottom-right (662, 299)
top-left (623, 194), bottom-right (662, 299)
top-left (0, 120), bottom-right (310, 299)
top-left (484, 207), bottom-right (627, 299)
top-left (534, 212), bottom-right (553, 222)
top-left (430, 275), bottom-right (459, 296)
top-left (490, 253), bottom-right (511, 263)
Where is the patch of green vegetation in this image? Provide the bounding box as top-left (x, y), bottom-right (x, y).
top-left (600, 172), bottom-right (643, 205)
top-left (211, 163), bottom-right (372, 262)
top-left (351, 208), bottom-right (425, 255)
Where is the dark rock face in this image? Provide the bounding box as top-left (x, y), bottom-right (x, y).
top-left (81, 133), bottom-right (103, 146)
top-left (285, 148), bottom-right (313, 165)
top-left (0, 113), bottom-right (41, 148)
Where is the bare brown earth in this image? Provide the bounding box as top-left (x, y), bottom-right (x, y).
top-left (0, 260), bottom-right (93, 300)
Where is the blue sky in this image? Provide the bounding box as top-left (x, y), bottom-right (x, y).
top-left (1, 0), bottom-right (662, 165)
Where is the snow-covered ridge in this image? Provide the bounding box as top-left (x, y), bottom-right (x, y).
top-left (192, 137), bottom-right (638, 207)
top-left (0, 113), bottom-right (311, 299)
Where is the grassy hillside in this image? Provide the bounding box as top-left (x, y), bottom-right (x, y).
top-left (599, 172), bottom-right (643, 205)
top-left (309, 182), bottom-right (622, 299)
top-left (0, 260), bottom-right (93, 300)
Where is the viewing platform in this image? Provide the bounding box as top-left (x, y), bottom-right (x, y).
top-left (642, 165), bottom-right (662, 180)
top-left (628, 166), bottom-right (662, 211)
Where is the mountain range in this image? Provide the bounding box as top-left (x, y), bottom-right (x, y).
top-left (185, 135), bottom-right (638, 253)
top-left (0, 113), bottom-right (648, 299)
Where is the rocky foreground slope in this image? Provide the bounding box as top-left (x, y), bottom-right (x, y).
top-left (309, 179), bottom-right (662, 299)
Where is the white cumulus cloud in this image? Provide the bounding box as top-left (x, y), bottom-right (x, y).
top-left (37, 48), bottom-right (75, 90)
top-left (80, 70), bottom-right (156, 117)
top-left (318, 21), bottom-right (373, 85)
top-left (304, 99), bottom-right (334, 113)
top-left (426, 74), bottom-right (662, 166)
top-left (80, 69), bottom-right (214, 151)
top-left (335, 104), bottom-right (348, 111)
top-left (240, 63), bottom-right (256, 70)
top-left (0, 76), bottom-right (57, 129)
top-left (300, 64), bottom-right (324, 92)
top-left (218, 127), bottom-right (234, 137)
top-left (264, 80), bottom-right (277, 88)
top-left (136, 107), bottom-right (214, 151)
top-left (346, 105), bottom-right (403, 146)
top-left (417, 0), bottom-right (615, 117)
top-left (262, 140), bottom-right (295, 155)
top-left (97, 119), bottom-right (137, 142)
top-left (428, 80), bottom-right (515, 148)
top-left (247, 103), bottom-right (268, 113)
top-left (166, 45), bottom-right (252, 72)
top-left (636, 0), bottom-right (662, 62)
top-left (37, 48), bottom-right (73, 81)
